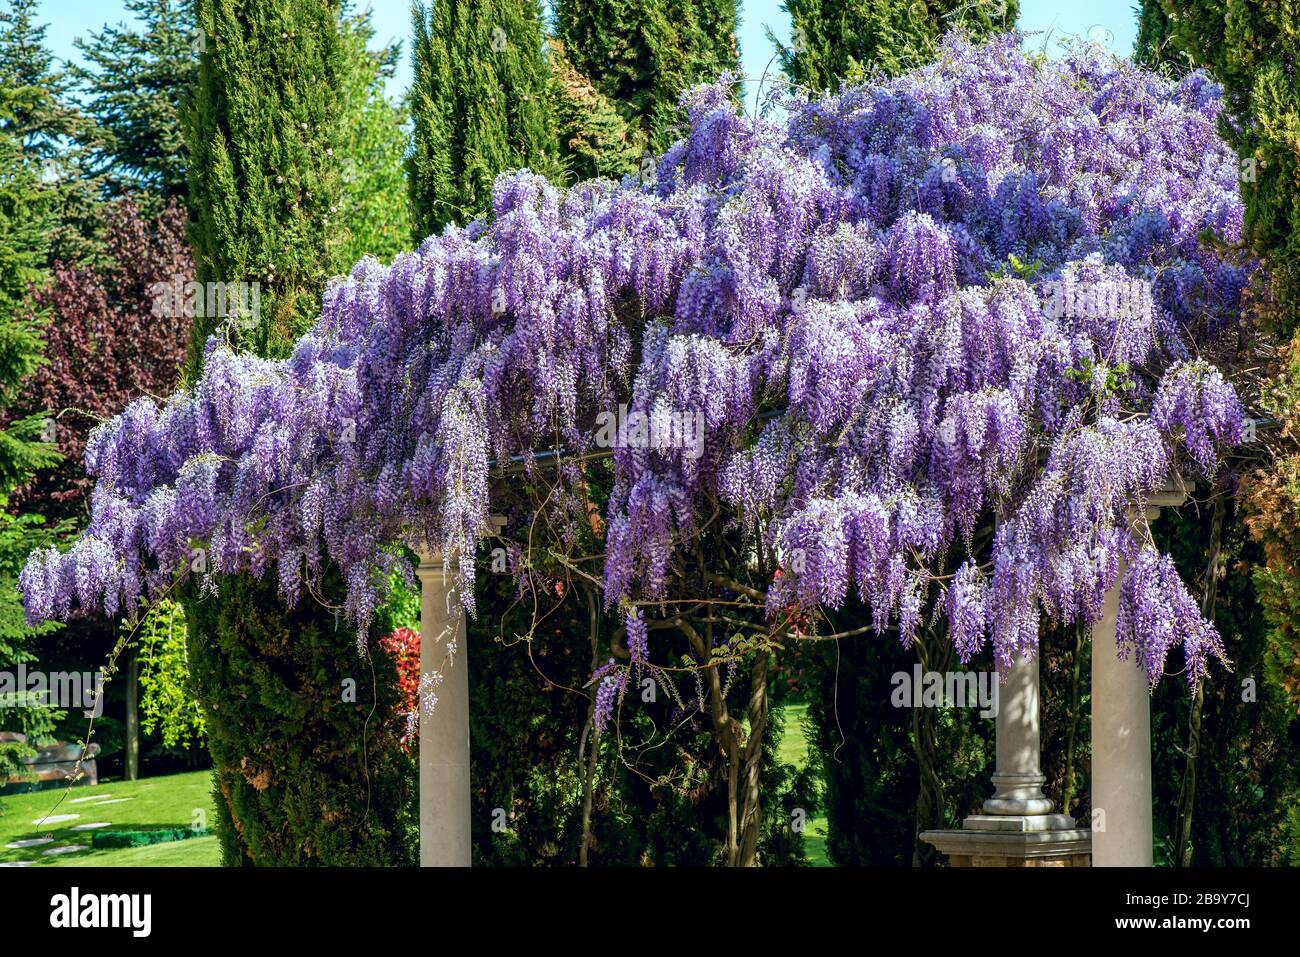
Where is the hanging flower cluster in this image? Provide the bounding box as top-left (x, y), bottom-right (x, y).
top-left (21, 34), bottom-right (1248, 687)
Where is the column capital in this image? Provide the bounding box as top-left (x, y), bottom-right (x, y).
top-left (1139, 473), bottom-right (1188, 521)
top-left (416, 515), bottom-right (507, 573)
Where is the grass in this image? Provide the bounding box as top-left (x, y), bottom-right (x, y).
top-left (0, 769), bottom-right (220, 868)
top-left (776, 701), bottom-right (830, 866)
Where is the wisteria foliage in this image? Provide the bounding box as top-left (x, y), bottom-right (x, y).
top-left (21, 34), bottom-right (1249, 688)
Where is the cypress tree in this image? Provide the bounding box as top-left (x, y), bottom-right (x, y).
top-left (548, 36), bottom-right (641, 182)
top-left (1133, 0), bottom-right (1182, 72)
top-left (407, 0), bottom-right (556, 238)
top-left (76, 0), bottom-right (408, 255)
top-left (554, 0), bottom-right (739, 154)
top-left (182, 0), bottom-right (413, 866)
top-left (777, 0), bottom-right (1018, 89)
top-left (184, 0), bottom-right (350, 369)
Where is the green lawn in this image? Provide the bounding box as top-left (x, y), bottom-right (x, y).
top-left (0, 770), bottom-right (220, 868)
top-left (776, 702), bottom-right (830, 867)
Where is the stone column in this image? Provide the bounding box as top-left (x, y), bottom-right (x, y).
top-left (417, 550), bottom-right (471, 867)
top-left (1090, 552), bottom-right (1148, 866)
top-left (960, 651), bottom-right (1076, 836)
top-left (921, 651), bottom-right (1088, 864)
top-left (981, 653), bottom-right (1055, 818)
top-left (1090, 480), bottom-right (1185, 867)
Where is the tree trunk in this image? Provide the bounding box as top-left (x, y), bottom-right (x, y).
top-left (1060, 621), bottom-right (1085, 817)
top-left (910, 631), bottom-right (946, 866)
top-left (676, 616), bottom-right (745, 866)
top-left (125, 643), bottom-right (139, 781)
top-left (737, 653), bottom-right (770, 866)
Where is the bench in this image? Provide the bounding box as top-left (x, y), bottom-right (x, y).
top-left (0, 732), bottom-right (100, 795)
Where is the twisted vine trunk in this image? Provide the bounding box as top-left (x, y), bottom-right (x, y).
top-left (677, 615), bottom-right (771, 866)
top-left (910, 629), bottom-right (947, 867)
top-left (577, 585), bottom-right (600, 867)
top-left (1060, 621), bottom-right (1086, 818)
top-left (737, 654), bottom-right (770, 866)
top-left (1174, 487), bottom-right (1225, 867)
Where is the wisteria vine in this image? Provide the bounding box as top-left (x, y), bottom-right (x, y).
top-left (21, 34), bottom-right (1251, 692)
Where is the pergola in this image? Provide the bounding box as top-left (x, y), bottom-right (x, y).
top-left (413, 483), bottom-right (1188, 867)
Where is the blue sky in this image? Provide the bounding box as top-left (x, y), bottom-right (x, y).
top-left (36, 0), bottom-right (1140, 98)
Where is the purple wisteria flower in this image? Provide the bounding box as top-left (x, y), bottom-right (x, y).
top-left (19, 33), bottom-right (1250, 691)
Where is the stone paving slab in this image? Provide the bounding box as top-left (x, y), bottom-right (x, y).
top-left (41, 844), bottom-right (88, 856)
top-left (6, 836), bottom-right (53, 849)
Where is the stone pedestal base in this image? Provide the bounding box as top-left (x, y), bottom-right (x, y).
top-left (920, 821), bottom-right (1091, 867)
top-left (962, 813), bottom-right (1078, 832)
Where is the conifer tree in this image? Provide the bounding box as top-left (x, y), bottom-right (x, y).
top-left (182, 0), bottom-right (412, 866)
top-left (0, 90), bottom-right (63, 780)
top-left (0, 0), bottom-right (108, 265)
top-left (776, 0), bottom-right (1018, 89)
top-left (548, 36), bottom-right (641, 182)
top-left (407, 0), bottom-right (556, 238)
top-left (554, 0), bottom-right (738, 154)
top-left (184, 0), bottom-right (349, 369)
top-left (73, 0), bottom-right (198, 200)
top-left (77, 0), bottom-right (408, 255)
top-left (1134, 0), bottom-right (1182, 71)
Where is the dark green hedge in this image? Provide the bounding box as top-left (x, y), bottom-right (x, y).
top-left (181, 569), bottom-right (416, 866)
top-left (92, 826), bottom-right (205, 849)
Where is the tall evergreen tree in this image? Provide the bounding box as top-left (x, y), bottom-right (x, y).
top-left (72, 0), bottom-right (198, 200)
top-left (182, 0), bottom-right (413, 866)
top-left (1159, 0), bottom-right (1300, 862)
top-left (1133, 0), bottom-right (1182, 71)
top-left (776, 0), bottom-right (1018, 89)
top-left (0, 0), bottom-right (108, 265)
top-left (407, 0), bottom-right (556, 238)
top-left (184, 0), bottom-right (350, 369)
top-left (548, 36), bottom-right (641, 182)
top-left (76, 0), bottom-right (408, 254)
top-left (0, 89), bottom-right (64, 782)
top-left (554, 0), bottom-right (738, 155)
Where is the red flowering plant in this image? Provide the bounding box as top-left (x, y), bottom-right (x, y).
top-left (380, 626), bottom-right (421, 749)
